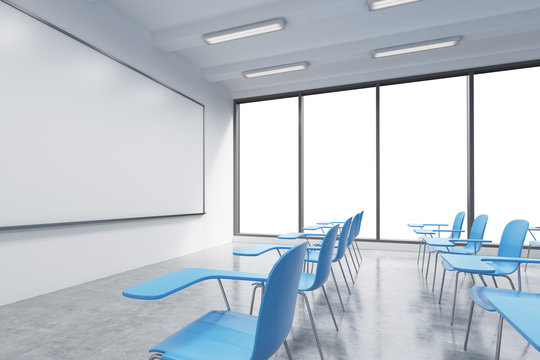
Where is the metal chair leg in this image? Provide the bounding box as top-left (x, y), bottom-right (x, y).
top-left (495, 315), bottom-right (504, 360)
top-left (249, 284), bottom-right (263, 315)
top-left (425, 251), bottom-right (432, 280)
top-left (421, 243), bottom-right (427, 272)
top-left (500, 275), bottom-right (516, 290)
top-left (464, 301), bottom-right (475, 350)
top-left (284, 340), bottom-right (293, 360)
top-left (354, 241), bottom-right (363, 261)
top-left (492, 276), bottom-right (498, 288)
top-left (348, 247), bottom-right (359, 273)
top-left (351, 242), bottom-right (361, 267)
top-left (338, 260), bottom-right (351, 294)
top-left (525, 244), bottom-right (532, 272)
top-left (439, 268), bottom-right (446, 304)
top-left (451, 271), bottom-right (461, 326)
top-left (299, 291), bottom-right (324, 360)
top-left (344, 253), bottom-right (355, 284)
top-left (321, 285), bottom-right (339, 331)
top-left (479, 274), bottom-right (488, 287)
top-left (432, 252), bottom-right (439, 292)
top-left (331, 267), bottom-right (345, 312)
top-left (217, 279), bottom-right (231, 311)
top-left (470, 273), bottom-right (476, 285)
top-left (417, 241), bottom-right (422, 264)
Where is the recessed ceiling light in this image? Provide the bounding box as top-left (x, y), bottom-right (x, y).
top-left (203, 18), bottom-right (286, 45)
top-left (243, 62), bottom-right (309, 78)
top-left (371, 36), bottom-right (462, 58)
top-left (368, 0), bottom-right (423, 11)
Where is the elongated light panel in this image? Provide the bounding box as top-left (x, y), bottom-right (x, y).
top-left (372, 37), bottom-right (462, 58)
top-left (369, 0), bottom-right (422, 11)
top-left (203, 18), bottom-right (286, 45)
top-left (243, 62), bottom-right (309, 78)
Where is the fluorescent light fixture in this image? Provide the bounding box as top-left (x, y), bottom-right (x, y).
top-left (371, 36), bottom-right (462, 58)
top-left (369, 0), bottom-right (422, 11)
top-left (203, 18), bottom-right (286, 45)
top-left (243, 62), bottom-right (309, 78)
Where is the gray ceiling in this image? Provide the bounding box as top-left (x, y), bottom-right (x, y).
top-left (105, 0), bottom-right (540, 98)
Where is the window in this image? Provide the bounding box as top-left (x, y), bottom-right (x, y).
top-left (239, 98), bottom-right (299, 235)
top-left (304, 89), bottom-right (376, 238)
top-left (380, 77), bottom-right (467, 240)
top-left (475, 67), bottom-right (540, 243)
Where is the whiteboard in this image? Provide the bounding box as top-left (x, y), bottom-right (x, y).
top-left (0, 2), bottom-right (205, 228)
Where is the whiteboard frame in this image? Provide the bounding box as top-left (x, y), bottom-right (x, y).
top-left (0, 0), bottom-right (206, 230)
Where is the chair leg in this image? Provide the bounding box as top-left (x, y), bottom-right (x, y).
top-left (338, 260), bottom-right (351, 294)
top-left (351, 243), bottom-right (361, 267)
top-left (354, 241), bottom-right (363, 261)
top-left (284, 340), bottom-right (293, 360)
top-left (439, 269), bottom-right (446, 304)
top-left (525, 244), bottom-right (532, 272)
top-left (149, 353), bottom-right (162, 360)
top-left (470, 273), bottom-right (476, 285)
top-left (321, 285), bottom-right (339, 331)
top-left (417, 241), bottom-right (422, 264)
top-left (432, 252), bottom-right (439, 292)
top-left (299, 292), bottom-right (324, 360)
top-left (344, 253), bottom-right (355, 284)
top-left (500, 275), bottom-right (516, 290)
top-left (331, 267), bottom-right (345, 312)
top-left (495, 315), bottom-right (504, 360)
top-left (217, 279), bottom-right (231, 311)
top-left (479, 274), bottom-right (488, 287)
top-left (249, 284), bottom-right (263, 315)
top-left (451, 271), bottom-right (461, 326)
top-left (464, 301), bottom-right (475, 350)
top-left (421, 243), bottom-right (427, 272)
top-left (348, 247), bottom-right (359, 273)
top-left (425, 251), bottom-right (432, 280)
top-left (492, 276), bottom-right (498, 288)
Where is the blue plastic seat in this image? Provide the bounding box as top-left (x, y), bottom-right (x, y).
top-left (427, 214), bottom-right (488, 294)
top-left (306, 217), bottom-right (353, 311)
top-left (440, 219), bottom-right (529, 326)
top-left (146, 242), bottom-right (308, 360)
top-left (411, 211), bottom-right (465, 273)
top-left (463, 254), bottom-right (540, 358)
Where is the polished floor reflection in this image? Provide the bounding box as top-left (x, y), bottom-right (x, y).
top-left (1, 243), bottom-right (539, 359)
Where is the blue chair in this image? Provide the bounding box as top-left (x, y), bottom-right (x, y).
top-left (463, 256), bottom-right (540, 359)
top-left (410, 211), bottom-right (465, 272)
top-left (306, 217), bottom-right (353, 311)
top-left (252, 225), bottom-right (339, 360)
top-left (440, 219), bottom-right (529, 325)
top-left (423, 211), bottom-right (465, 278)
top-left (352, 211), bottom-right (364, 262)
top-left (427, 214), bottom-right (488, 293)
top-left (140, 242), bottom-right (308, 360)
top-left (525, 227), bottom-right (540, 272)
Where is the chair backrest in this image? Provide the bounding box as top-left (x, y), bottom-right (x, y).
top-left (334, 217), bottom-right (352, 262)
top-left (353, 211), bottom-right (364, 238)
top-left (251, 241), bottom-right (308, 360)
top-left (497, 219), bottom-right (529, 258)
top-left (450, 211), bottom-right (466, 239)
top-left (463, 214), bottom-right (488, 252)
top-left (309, 225), bottom-right (339, 291)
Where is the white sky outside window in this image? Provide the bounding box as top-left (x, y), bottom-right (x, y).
top-left (475, 67), bottom-right (540, 244)
top-left (380, 77), bottom-right (467, 240)
top-left (239, 98), bottom-right (299, 235)
top-left (304, 89), bottom-right (376, 238)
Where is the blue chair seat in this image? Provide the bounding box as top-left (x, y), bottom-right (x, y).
top-left (305, 250), bottom-right (337, 262)
top-left (469, 286), bottom-right (518, 311)
top-left (150, 310), bottom-right (256, 360)
top-left (298, 272), bottom-right (317, 291)
top-left (441, 259), bottom-right (454, 271)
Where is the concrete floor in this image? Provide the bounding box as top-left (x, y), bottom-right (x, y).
top-left (1, 243), bottom-right (539, 360)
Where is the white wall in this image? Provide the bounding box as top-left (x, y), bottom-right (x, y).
top-left (0, 0), bottom-right (233, 306)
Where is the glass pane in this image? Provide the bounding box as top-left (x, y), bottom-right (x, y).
top-left (239, 97), bottom-right (299, 234)
top-left (380, 77), bottom-right (467, 240)
top-left (475, 67), bottom-right (540, 244)
top-left (304, 88), bottom-right (376, 238)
